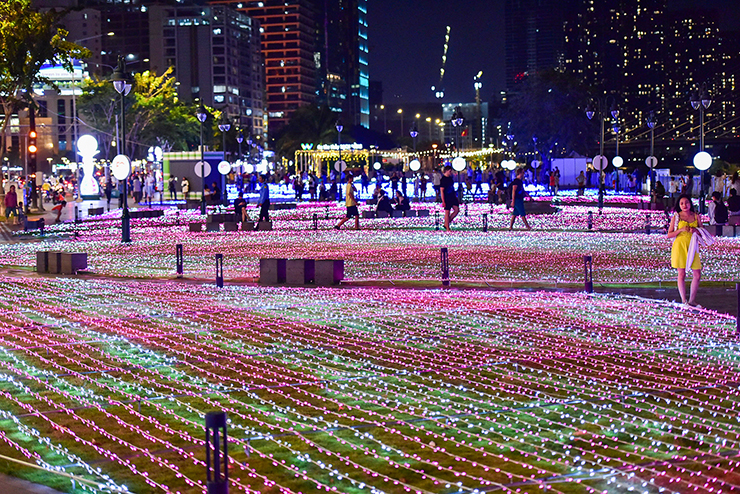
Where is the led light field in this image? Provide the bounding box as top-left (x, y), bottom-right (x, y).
top-left (0, 276), bottom-right (737, 493)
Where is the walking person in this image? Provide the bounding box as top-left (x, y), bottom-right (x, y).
top-left (509, 168), bottom-right (532, 230)
top-left (440, 165), bottom-right (459, 231)
top-left (257, 174), bottom-right (270, 224)
top-left (334, 173), bottom-right (359, 230)
top-left (667, 194), bottom-right (703, 306)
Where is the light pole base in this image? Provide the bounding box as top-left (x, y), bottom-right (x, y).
top-left (121, 210), bottom-right (131, 243)
top-left (200, 200), bottom-right (206, 215)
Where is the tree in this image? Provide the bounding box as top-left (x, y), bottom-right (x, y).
top-left (0, 0), bottom-right (89, 161)
top-left (77, 67), bottom-right (201, 159)
top-left (274, 105), bottom-right (341, 160)
top-left (505, 70), bottom-right (594, 161)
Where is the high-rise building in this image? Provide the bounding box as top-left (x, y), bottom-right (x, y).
top-left (148, 5), bottom-right (264, 135)
top-left (317, 0), bottom-right (369, 128)
top-left (504, 0), bottom-right (566, 92)
top-left (212, 0), bottom-right (369, 134)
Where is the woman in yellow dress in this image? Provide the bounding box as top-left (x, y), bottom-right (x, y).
top-left (666, 194), bottom-right (702, 306)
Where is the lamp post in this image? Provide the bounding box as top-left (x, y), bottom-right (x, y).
top-left (586, 95), bottom-right (619, 211)
top-left (236, 130), bottom-right (244, 189)
top-left (612, 122), bottom-right (621, 193)
top-left (196, 104), bottom-right (208, 215)
top-left (380, 105), bottom-right (386, 134)
top-left (690, 86), bottom-right (712, 214)
top-left (218, 113), bottom-right (231, 206)
top-left (410, 123), bottom-right (418, 154)
top-left (335, 119), bottom-right (343, 170)
top-left (397, 108), bottom-right (403, 137)
top-left (111, 56), bottom-right (132, 243)
top-left (646, 112), bottom-right (657, 206)
top-left (451, 107), bottom-right (465, 199)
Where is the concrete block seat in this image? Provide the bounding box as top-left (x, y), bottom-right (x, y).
top-left (24, 218), bottom-right (45, 233)
top-left (286, 259), bottom-right (315, 285)
top-left (526, 201), bottom-right (557, 214)
top-left (88, 207), bottom-right (104, 216)
top-left (314, 259), bottom-right (344, 286)
top-left (188, 223), bottom-right (203, 232)
top-left (259, 258), bottom-right (286, 285)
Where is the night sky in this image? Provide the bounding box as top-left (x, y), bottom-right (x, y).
top-left (368, 0), bottom-right (739, 105)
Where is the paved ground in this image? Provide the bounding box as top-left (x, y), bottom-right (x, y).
top-left (0, 474), bottom-right (63, 493)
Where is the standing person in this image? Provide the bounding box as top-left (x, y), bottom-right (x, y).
top-left (144, 173), bottom-right (155, 205)
top-left (360, 172), bottom-right (369, 195)
top-left (420, 173), bottom-right (428, 201)
top-left (168, 175), bottom-right (177, 200)
top-left (104, 177), bottom-right (113, 207)
top-left (730, 172), bottom-right (740, 197)
top-left (548, 171), bottom-right (556, 195)
top-left (667, 194), bottom-right (703, 306)
top-left (432, 169), bottom-right (442, 202)
top-left (181, 177), bottom-right (190, 201)
top-left (257, 174), bottom-right (270, 223)
top-left (4, 185), bottom-right (18, 223)
top-left (668, 177), bottom-right (678, 200)
top-left (576, 171), bottom-right (586, 196)
top-left (308, 173), bottom-right (317, 201)
top-left (440, 165), bottom-right (459, 231)
top-left (334, 173), bottom-right (359, 230)
top-left (509, 168), bottom-right (532, 230)
top-left (474, 169), bottom-right (484, 196)
top-left (132, 175), bottom-right (142, 204)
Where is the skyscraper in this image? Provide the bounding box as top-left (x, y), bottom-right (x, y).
top-left (505, 0), bottom-right (566, 92)
top-left (213, 0), bottom-right (369, 134)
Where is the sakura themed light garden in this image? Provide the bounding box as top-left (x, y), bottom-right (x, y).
top-left (0, 275), bottom-right (738, 494)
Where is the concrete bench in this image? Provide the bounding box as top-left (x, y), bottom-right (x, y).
top-left (404, 210), bottom-right (417, 217)
top-left (24, 218), bottom-right (45, 233)
top-left (526, 201), bottom-right (557, 214)
top-left (417, 209), bottom-right (430, 217)
top-left (88, 207), bottom-right (105, 216)
top-left (315, 259), bottom-right (344, 286)
top-left (205, 222), bottom-right (220, 232)
top-left (269, 203), bottom-right (297, 210)
top-left (255, 221), bottom-right (272, 231)
top-left (188, 223), bottom-right (203, 232)
top-left (286, 259), bottom-right (315, 285)
top-left (37, 251), bottom-right (87, 274)
top-left (376, 210), bottom-right (390, 218)
top-left (241, 221), bottom-right (255, 231)
top-left (259, 258), bottom-right (286, 285)
top-left (729, 216), bottom-right (740, 226)
top-left (223, 222), bottom-right (239, 232)
top-left (207, 213), bottom-right (232, 224)
top-left (61, 252), bottom-right (88, 274)
top-left (722, 225), bottom-right (736, 237)
top-left (130, 209), bottom-right (164, 219)
top-left (362, 210), bottom-right (376, 219)
top-left (391, 210), bottom-right (404, 218)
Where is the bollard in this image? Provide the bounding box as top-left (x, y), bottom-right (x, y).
top-left (441, 247), bottom-right (450, 287)
top-left (435, 211), bottom-right (440, 231)
top-left (176, 211), bottom-right (180, 226)
top-left (74, 206), bottom-right (79, 223)
top-left (645, 213), bottom-right (651, 235)
top-left (464, 202), bottom-right (468, 217)
top-left (587, 211), bottom-right (593, 231)
top-left (584, 255), bottom-right (593, 293)
top-left (205, 411), bottom-right (229, 494)
top-left (312, 213), bottom-right (318, 231)
top-left (482, 213), bottom-right (488, 233)
top-left (215, 254), bottom-right (223, 288)
top-left (325, 205), bottom-right (330, 220)
top-left (490, 201), bottom-right (494, 214)
top-left (176, 244), bottom-right (184, 278)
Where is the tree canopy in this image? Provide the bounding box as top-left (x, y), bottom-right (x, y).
top-left (0, 0), bottom-right (89, 159)
top-left (274, 105), bottom-right (341, 159)
top-left (505, 70), bottom-right (594, 160)
top-left (77, 68), bottom-right (201, 159)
